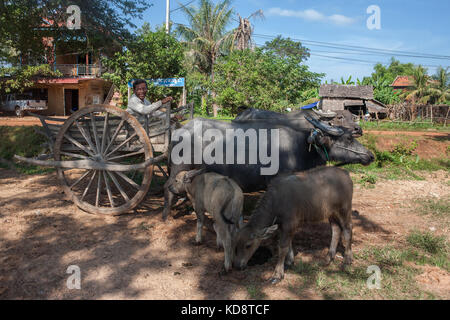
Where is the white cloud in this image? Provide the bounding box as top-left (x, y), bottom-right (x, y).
top-left (267, 7), bottom-right (355, 25)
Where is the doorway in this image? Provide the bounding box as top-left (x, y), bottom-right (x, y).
top-left (64, 89), bottom-right (79, 115)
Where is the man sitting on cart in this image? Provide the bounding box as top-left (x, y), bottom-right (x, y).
top-left (127, 79), bottom-right (173, 122)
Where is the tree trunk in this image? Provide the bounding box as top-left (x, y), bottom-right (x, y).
top-left (211, 57), bottom-right (219, 118)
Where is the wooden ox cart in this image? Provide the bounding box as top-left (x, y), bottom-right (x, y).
top-left (14, 102), bottom-right (193, 215)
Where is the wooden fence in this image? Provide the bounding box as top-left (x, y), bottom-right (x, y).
top-left (385, 103), bottom-right (449, 125)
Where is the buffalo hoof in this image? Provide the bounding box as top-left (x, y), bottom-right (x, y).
top-left (323, 255), bottom-right (334, 267)
top-left (219, 267), bottom-right (231, 276)
top-left (343, 256), bottom-right (353, 266)
top-left (192, 240), bottom-right (202, 246)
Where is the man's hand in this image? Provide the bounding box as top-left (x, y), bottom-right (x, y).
top-left (161, 96), bottom-right (173, 104)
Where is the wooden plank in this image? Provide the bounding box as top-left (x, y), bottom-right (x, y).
top-left (14, 154), bottom-right (166, 171)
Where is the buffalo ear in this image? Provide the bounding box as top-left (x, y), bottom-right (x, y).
top-left (316, 135), bottom-right (331, 148)
top-left (255, 224), bottom-right (278, 240)
top-left (183, 168), bottom-right (206, 183)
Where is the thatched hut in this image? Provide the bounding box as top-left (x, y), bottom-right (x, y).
top-left (318, 84), bottom-right (388, 119)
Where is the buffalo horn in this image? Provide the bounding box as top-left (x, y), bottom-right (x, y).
top-left (304, 115), bottom-right (344, 136)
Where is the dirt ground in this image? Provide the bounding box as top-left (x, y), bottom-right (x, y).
top-left (0, 115), bottom-right (68, 127)
top-left (0, 125), bottom-right (449, 300)
top-left (0, 170), bottom-right (449, 299)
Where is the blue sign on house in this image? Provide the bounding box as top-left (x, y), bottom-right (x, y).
top-left (128, 78), bottom-right (185, 88)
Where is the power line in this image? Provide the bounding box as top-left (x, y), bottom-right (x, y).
top-left (253, 34), bottom-right (450, 61)
top-left (253, 42), bottom-right (448, 68)
top-left (170, 0), bottom-right (196, 13)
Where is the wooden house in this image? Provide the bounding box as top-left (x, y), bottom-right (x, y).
top-left (318, 84), bottom-right (388, 118)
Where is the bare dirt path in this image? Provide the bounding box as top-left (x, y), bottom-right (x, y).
top-left (0, 167), bottom-right (448, 300)
top-left (0, 116), bottom-right (68, 127)
top-left (366, 130), bottom-right (449, 138)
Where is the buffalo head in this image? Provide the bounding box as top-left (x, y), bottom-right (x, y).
top-left (233, 223), bottom-right (279, 270)
top-left (305, 116), bottom-right (374, 166)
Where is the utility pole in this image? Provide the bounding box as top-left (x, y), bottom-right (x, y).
top-left (166, 0), bottom-right (170, 34)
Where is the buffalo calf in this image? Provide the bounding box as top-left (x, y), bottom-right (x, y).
top-left (168, 169), bottom-right (244, 272)
top-left (233, 166), bottom-right (354, 283)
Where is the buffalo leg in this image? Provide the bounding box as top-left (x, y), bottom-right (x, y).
top-left (213, 223), bottom-right (223, 249)
top-left (325, 219), bottom-right (342, 265)
top-left (285, 241), bottom-right (295, 267)
top-left (162, 185), bottom-right (175, 221)
top-left (342, 222), bottom-right (353, 265)
top-left (222, 226), bottom-right (234, 273)
top-left (271, 245), bottom-right (289, 284)
top-left (195, 210), bottom-right (205, 244)
top-left (271, 233), bottom-right (291, 283)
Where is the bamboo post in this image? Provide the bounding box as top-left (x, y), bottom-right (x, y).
top-left (430, 106), bottom-right (433, 124)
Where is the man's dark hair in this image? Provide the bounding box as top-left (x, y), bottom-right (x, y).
top-left (132, 79), bottom-right (148, 90)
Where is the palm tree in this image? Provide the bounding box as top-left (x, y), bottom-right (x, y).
top-left (232, 10), bottom-right (264, 51)
top-left (402, 65), bottom-right (432, 104)
top-left (177, 0), bottom-right (234, 117)
top-left (429, 67), bottom-right (450, 104)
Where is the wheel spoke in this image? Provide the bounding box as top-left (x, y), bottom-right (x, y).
top-left (101, 112), bottom-right (109, 154)
top-left (106, 148), bottom-right (145, 161)
top-left (103, 119), bottom-right (125, 156)
top-left (96, 170), bottom-right (103, 207)
top-left (90, 113), bottom-right (101, 154)
top-left (75, 120), bottom-right (97, 154)
top-left (105, 132), bottom-right (138, 158)
top-left (81, 170), bottom-right (97, 201)
top-left (106, 171), bottom-right (130, 202)
top-left (69, 170), bottom-right (91, 189)
top-left (64, 133), bottom-right (95, 157)
top-left (114, 171), bottom-right (141, 190)
top-left (103, 171), bottom-right (115, 207)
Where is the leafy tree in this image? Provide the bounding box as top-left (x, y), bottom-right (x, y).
top-left (261, 35), bottom-right (310, 62)
top-left (402, 65), bottom-right (432, 104)
top-left (101, 24), bottom-right (185, 106)
top-left (429, 67), bottom-right (450, 104)
top-left (213, 46), bottom-right (323, 114)
top-left (0, 65), bottom-right (61, 95)
top-left (368, 57), bottom-right (415, 85)
top-left (176, 0), bottom-right (234, 117)
top-left (0, 0), bottom-right (148, 63)
top-left (362, 76), bottom-right (402, 105)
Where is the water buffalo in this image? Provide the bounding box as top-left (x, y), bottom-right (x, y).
top-left (162, 116), bottom-right (374, 220)
top-left (234, 108), bottom-right (362, 137)
top-left (233, 166), bottom-right (354, 283)
top-left (168, 169), bottom-right (244, 272)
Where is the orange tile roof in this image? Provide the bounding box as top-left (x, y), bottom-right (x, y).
top-left (391, 76), bottom-right (414, 87)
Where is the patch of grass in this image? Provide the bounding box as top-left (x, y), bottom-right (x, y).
top-left (358, 173), bottom-right (377, 188)
top-left (0, 126), bottom-right (54, 175)
top-left (288, 242), bottom-right (448, 299)
top-left (0, 126), bottom-right (46, 159)
top-left (361, 120), bottom-right (449, 132)
top-left (246, 284), bottom-right (266, 300)
top-left (344, 134), bottom-right (448, 185)
top-left (406, 230), bottom-right (447, 255)
top-left (415, 198), bottom-right (450, 218)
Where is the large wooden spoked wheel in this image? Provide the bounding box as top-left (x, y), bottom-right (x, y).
top-left (54, 105), bottom-right (154, 215)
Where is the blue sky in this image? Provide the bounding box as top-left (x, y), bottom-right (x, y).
top-left (130, 0), bottom-right (450, 82)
